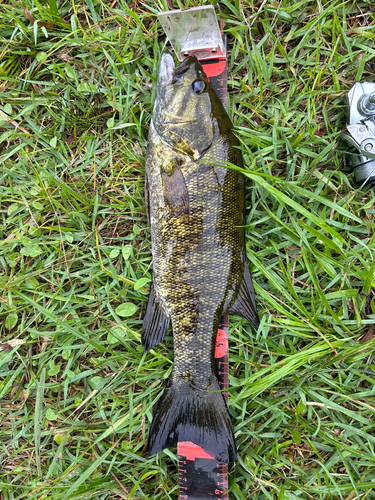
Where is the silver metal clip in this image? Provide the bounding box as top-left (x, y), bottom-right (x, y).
top-left (157, 6), bottom-right (225, 62)
top-left (341, 82), bottom-right (375, 186)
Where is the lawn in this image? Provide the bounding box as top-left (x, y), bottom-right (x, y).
top-left (0, 0), bottom-right (375, 499)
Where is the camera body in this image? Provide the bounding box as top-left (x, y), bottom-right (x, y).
top-left (341, 82), bottom-right (375, 187)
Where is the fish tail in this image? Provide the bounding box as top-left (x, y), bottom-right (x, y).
top-left (148, 372), bottom-right (237, 463)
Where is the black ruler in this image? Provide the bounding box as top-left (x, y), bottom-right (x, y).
top-left (200, 52), bottom-right (227, 108)
top-left (178, 316), bottom-right (229, 500)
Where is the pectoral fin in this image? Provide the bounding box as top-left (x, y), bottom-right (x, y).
top-left (228, 261), bottom-right (259, 330)
top-left (142, 285), bottom-right (170, 351)
top-left (162, 159), bottom-right (189, 216)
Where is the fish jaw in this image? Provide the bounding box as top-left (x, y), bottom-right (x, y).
top-left (156, 53), bottom-right (175, 99)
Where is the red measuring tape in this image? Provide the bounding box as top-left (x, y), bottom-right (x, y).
top-left (156, 8), bottom-right (231, 498)
top-left (178, 316), bottom-right (229, 500)
top-left (200, 58), bottom-right (228, 108)
top-left (177, 37), bottom-right (230, 500)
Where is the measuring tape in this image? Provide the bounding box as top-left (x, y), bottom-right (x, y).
top-left (200, 56), bottom-right (227, 108)
top-left (157, 7), bottom-right (230, 499)
top-left (178, 316), bottom-right (229, 500)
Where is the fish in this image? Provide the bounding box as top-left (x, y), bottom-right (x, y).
top-left (142, 53), bottom-right (259, 464)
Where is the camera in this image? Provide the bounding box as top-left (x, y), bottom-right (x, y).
top-left (341, 82), bottom-right (375, 187)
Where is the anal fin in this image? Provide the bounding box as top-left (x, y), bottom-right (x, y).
top-left (142, 285), bottom-right (170, 351)
top-left (228, 262), bottom-right (259, 330)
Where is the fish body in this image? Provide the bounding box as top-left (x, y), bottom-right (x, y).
top-left (143, 54), bottom-right (258, 463)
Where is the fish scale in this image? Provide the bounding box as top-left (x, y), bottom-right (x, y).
top-left (142, 54), bottom-right (259, 464)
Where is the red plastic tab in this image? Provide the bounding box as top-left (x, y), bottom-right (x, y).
top-left (215, 329), bottom-right (228, 358)
top-left (200, 58), bottom-right (227, 78)
top-left (178, 441), bottom-right (214, 461)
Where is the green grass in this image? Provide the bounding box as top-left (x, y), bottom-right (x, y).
top-left (1, 0), bottom-right (375, 499)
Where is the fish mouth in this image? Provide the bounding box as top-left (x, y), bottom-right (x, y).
top-left (157, 53), bottom-right (175, 89)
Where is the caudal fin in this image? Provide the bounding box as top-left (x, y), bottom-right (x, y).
top-left (148, 373), bottom-right (237, 463)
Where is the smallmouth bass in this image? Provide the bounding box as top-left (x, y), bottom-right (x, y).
top-left (143, 54), bottom-right (259, 463)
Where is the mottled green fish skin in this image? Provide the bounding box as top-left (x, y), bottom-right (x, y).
top-left (143, 54), bottom-right (258, 463)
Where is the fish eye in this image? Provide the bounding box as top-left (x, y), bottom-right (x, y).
top-left (192, 79), bottom-right (206, 94)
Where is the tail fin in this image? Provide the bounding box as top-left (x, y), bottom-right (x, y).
top-left (148, 373), bottom-right (237, 463)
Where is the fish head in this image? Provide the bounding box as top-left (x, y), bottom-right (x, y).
top-left (153, 54), bottom-right (227, 160)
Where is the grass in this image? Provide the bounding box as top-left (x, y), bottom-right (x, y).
top-left (0, 0), bottom-right (375, 498)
